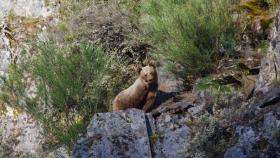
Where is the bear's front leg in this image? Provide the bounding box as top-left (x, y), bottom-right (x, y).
top-left (142, 91), bottom-right (156, 112)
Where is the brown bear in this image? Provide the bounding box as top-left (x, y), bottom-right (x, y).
top-left (113, 62), bottom-right (158, 112)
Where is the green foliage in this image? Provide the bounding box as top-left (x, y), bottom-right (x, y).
top-left (196, 77), bottom-right (232, 93)
top-left (63, 34), bottom-right (74, 41)
top-left (57, 22), bottom-right (68, 32)
top-left (0, 42), bottom-right (134, 147)
top-left (118, 0), bottom-right (142, 25)
top-left (32, 43), bottom-right (109, 114)
top-left (150, 133), bottom-right (161, 145)
top-left (52, 120), bottom-right (87, 147)
top-left (141, 0), bottom-right (238, 78)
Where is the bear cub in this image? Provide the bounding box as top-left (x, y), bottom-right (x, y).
top-left (113, 62), bottom-right (158, 112)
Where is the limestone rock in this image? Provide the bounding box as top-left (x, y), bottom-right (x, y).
top-left (223, 110), bottom-right (280, 157)
top-left (258, 86), bottom-right (280, 108)
top-left (0, 106), bottom-right (44, 157)
top-left (0, 0), bottom-right (59, 157)
top-left (157, 66), bottom-right (184, 93)
top-left (47, 146), bottom-right (70, 158)
top-left (0, 50), bottom-right (10, 77)
top-left (255, 7), bottom-right (280, 95)
top-left (71, 108), bottom-right (193, 158)
top-left (254, 52), bottom-right (279, 94)
top-left (71, 109), bottom-right (152, 158)
top-left (224, 146), bottom-right (246, 158)
top-left (152, 113), bottom-right (191, 158)
top-left (0, 0), bottom-right (59, 19)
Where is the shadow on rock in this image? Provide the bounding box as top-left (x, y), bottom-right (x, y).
top-left (150, 90), bottom-right (177, 111)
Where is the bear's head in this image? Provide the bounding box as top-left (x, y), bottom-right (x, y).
top-left (138, 62), bottom-right (157, 84)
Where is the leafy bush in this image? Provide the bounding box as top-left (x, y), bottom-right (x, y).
top-left (0, 42), bottom-right (134, 147)
top-left (141, 0), bottom-right (238, 78)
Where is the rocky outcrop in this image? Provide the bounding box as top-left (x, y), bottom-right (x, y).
top-left (152, 113), bottom-right (191, 158)
top-left (224, 110), bottom-right (280, 158)
top-left (0, 106), bottom-right (44, 157)
top-left (72, 109), bottom-right (153, 158)
top-left (0, 1), bottom-right (61, 157)
top-left (223, 7), bottom-right (280, 158)
top-left (0, 0), bottom-right (58, 19)
top-left (71, 7), bottom-right (280, 158)
top-left (255, 7), bottom-right (280, 95)
top-left (71, 108), bottom-right (192, 158)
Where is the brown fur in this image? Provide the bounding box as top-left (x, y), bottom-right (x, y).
top-left (113, 62), bottom-right (158, 112)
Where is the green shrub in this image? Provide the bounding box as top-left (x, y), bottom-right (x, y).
top-left (0, 42), bottom-right (134, 147)
top-left (196, 77), bottom-right (233, 93)
top-left (141, 0), bottom-right (238, 78)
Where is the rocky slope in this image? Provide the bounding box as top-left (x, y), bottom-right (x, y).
top-left (1, 1), bottom-right (280, 158)
top-left (0, 0), bottom-right (65, 157)
top-left (70, 8), bottom-right (280, 158)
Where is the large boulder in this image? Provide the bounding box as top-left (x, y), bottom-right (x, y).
top-left (71, 109), bottom-right (153, 158)
top-left (71, 108), bottom-right (192, 158)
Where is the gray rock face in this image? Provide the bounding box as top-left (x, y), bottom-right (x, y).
top-left (47, 146), bottom-right (70, 158)
top-left (274, 7), bottom-right (280, 64)
top-left (258, 86), bottom-right (280, 108)
top-left (0, 0), bottom-right (58, 19)
top-left (71, 109), bottom-right (152, 158)
top-left (0, 23), bottom-right (12, 77)
top-left (255, 17), bottom-right (279, 94)
top-left (157, 66), bottom-right (184, 93)
top-left (188, 91), bottom-right (206, 117)
top-left (255, 8), bottom-right (280, 95)
top-left (71, 108), bottom-right (192, 158)
top-left (0, 50), bottom-right (10, 77)
top-left (0, 1), bottom-right (60, 157)
top-left (0, 106), bottom-right (44, 157)
top-left (153, 113), bottom-right (191, 158)
top-left (224, 110), bottom-right (280, 158)
top-left (254, 52), bottom-right (279, 94)
top-left (224, 146), bottom-right (246, 158)
top-left (224, 8), bottom-right (280, 157)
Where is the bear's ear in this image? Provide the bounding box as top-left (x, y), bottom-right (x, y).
top-left (148, 60), bottom-right (156, 68)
